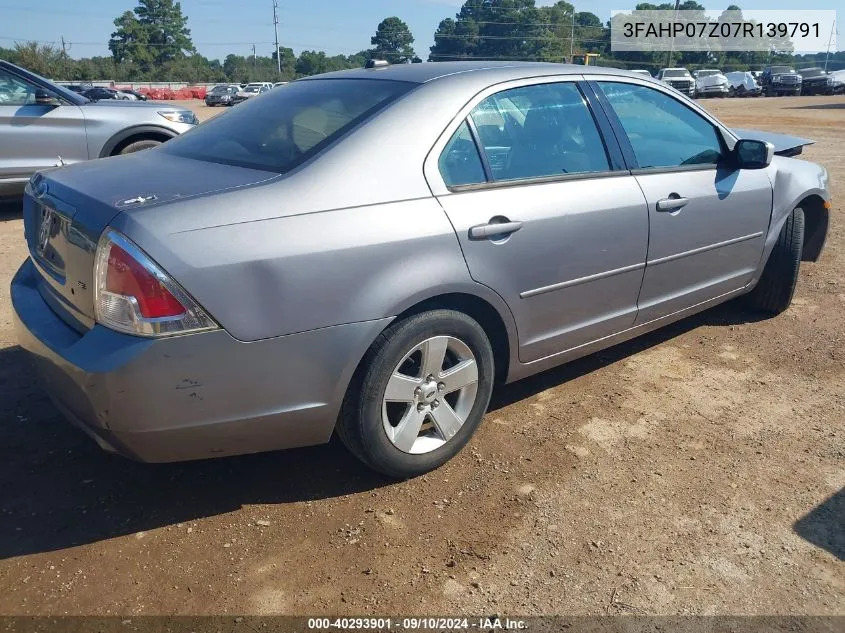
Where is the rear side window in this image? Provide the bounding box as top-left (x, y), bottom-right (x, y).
top-left (598, 82), bottom-right (724, 169)
top-left (438, 122), bottom-right (486, 187)
top-left (161, 79), bottom-right (413, 173)
top-left (468, 82), bottom-right (611, 182)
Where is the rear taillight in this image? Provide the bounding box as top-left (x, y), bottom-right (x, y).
top-left (94, 229), bottom-right (218, 337)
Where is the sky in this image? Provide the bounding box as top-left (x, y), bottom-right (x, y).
top-left (0, 0), bottom-right (841, 61)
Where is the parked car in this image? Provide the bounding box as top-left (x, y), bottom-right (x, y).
top-left (760, 66), bottom-right (802, 96)
top-left (0, 60), bottom-right (198, 198)
top-left (82, 86), bottom-right (136, 101)
top-left (62, 83), bottom-right (92, 94)
top-left (798, 67), bottom-right (842, 95)
top-left (693, 69), bottom-right (729, 98)
top-left (121, 88), bottom-right (149, 101)
top-left (231, 82), bottom-right (272, 105)
top-left (656, 67), bottom-right (694, 96)
top-left (724, 71), bottom-right (762, 97)
top-left (205, 84), bottom-right (239, 106)
top-left (11, 62), bottom-right (830, 478)
top-left (829, 70), bottom-right (845, 95)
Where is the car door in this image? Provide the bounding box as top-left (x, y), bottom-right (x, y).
top-left (0, 67), bottom-right (88, 186)
top-left (592, 79), bottom-right (772, 324)
top-left (426, 78), bottom-right (649, 363)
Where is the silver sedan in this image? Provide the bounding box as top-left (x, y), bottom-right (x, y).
top-left (11, 62), bottom-right (831, 478)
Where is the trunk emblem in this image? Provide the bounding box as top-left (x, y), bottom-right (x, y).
top-left (117, 195), bottom-right (157, 207)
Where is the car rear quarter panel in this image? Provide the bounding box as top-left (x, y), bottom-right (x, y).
top-left (112, 194), bottom-right (515, 344)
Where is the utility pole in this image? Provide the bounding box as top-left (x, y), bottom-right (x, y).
top-left (252, 43), bottom-right (257, 68)
top-left (823, 20), bottom-right (836, 72)
top-left (60, 36), bottom-right (69, 80)
top-left (569, 13), bottom-right (575, 63)
top-left (666, 0), bottom-right (681, 68)
top-left (273, 0), bottom-right (281, 76)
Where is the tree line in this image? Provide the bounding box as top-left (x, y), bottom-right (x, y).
top-left (1, 0), bottom-right (841, 84)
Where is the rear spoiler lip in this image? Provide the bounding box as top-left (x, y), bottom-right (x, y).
top-left (731, 128), bottom-right (815, 157)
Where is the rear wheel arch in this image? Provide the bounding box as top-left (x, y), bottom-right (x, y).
top-left (343, 293), bottom-right (514, 408)
top-left (389, 293), bottom-right (512, 385)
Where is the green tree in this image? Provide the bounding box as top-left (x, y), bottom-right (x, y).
top-left (370, 16), bottom-right (416, 64)
top-left (429, 0), bottom-right (548, 62)
top-left (109, 0), bottom-right (193, 73)
top-left (272, 46), bottom-right (297, 80)
top-left (109, 11), bottom-right (151, 68)
top-left (10, 42), bottom-right (63, 78)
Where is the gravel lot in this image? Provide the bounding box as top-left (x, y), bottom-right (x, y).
top-left (0, 95), bottom-right (842, 616)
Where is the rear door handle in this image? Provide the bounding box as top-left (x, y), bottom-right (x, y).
top-left (468, 220), bottom-right (524, 240)
top-left (656, 196), bottom-right (689, 212)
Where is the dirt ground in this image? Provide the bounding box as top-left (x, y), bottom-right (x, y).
top-left (0, 95), bottom-right (842, 617)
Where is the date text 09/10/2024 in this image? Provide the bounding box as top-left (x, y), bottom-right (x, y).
top-left (307, 617), bottom-right (528, 630)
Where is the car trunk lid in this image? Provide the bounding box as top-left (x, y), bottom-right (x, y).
top-left (24, 151), bottom-right (278, 329)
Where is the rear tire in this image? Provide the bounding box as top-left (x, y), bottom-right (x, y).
top-left (118, 139), bottom-right (162, 155)
top-left (337, 310), bottom-right (495, 479)
top-left (746, 208), bottom-right (805, 315)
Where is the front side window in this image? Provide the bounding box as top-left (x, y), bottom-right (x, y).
top-left (160, 78), bottom-right (413, 173)
top-left (0, 69), bottom-right (35, 106)
top-left (438, 121), bottom-right (486, 187)
top-left (598, 82), bottom-right (724, 169)
top-left (468, 82), bottom-right (610, 182)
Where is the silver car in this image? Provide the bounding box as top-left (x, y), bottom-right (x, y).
top-left (11, 62), bottom-right (831, 478)
top-left (0, 60), bottom-right (198, 198)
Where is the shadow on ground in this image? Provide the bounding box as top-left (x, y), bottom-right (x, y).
top-left (0, 198), bottom-right (23, 222)
top-left (794, 487), bottom-right (845, 561)
top-left (787, 103), bottom-right (845, 111)
top-left (0, 302), bottom-right (769, 560)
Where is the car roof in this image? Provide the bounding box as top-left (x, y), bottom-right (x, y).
top-left (301, 61), bottom-right (649, 85)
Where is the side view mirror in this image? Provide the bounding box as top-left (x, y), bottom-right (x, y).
top-left (734, 139), bottom-right (774, 169)
top-left (34, 88), bottom-right (59, 106)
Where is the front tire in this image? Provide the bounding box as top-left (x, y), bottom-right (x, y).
top-left (337, 309), bottom-right (495, 479)
top-left (746, 208), bottom-right (805, 314)
top-left (118, 139), bottom-right (162, 155)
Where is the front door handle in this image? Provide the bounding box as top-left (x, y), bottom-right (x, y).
top-left (656, 196), bottom-right (689, 212)
top-left (468, 219), bottom-right (524, 240)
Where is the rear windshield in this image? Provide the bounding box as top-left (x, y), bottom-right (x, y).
top-left (161, 78), bottom-right (413, 173)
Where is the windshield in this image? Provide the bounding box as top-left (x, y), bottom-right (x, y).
top-left (210, 85), bottom-right (232, 94)
top-left (799, 68), bottom-right (824, 77)
top-left (769, 66), bottom-right (794, 74)
top-left (160, 78), bottom-right (414, 173)
top-left (664, 70), bottom-right (690, 78)
top-left (697, 70), bottom-right (721, 77)
top-left (244, 86), bottom-right (260, 93)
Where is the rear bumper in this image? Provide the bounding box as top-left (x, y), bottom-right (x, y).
top-left (12, 258), bottom-right (389, 463)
